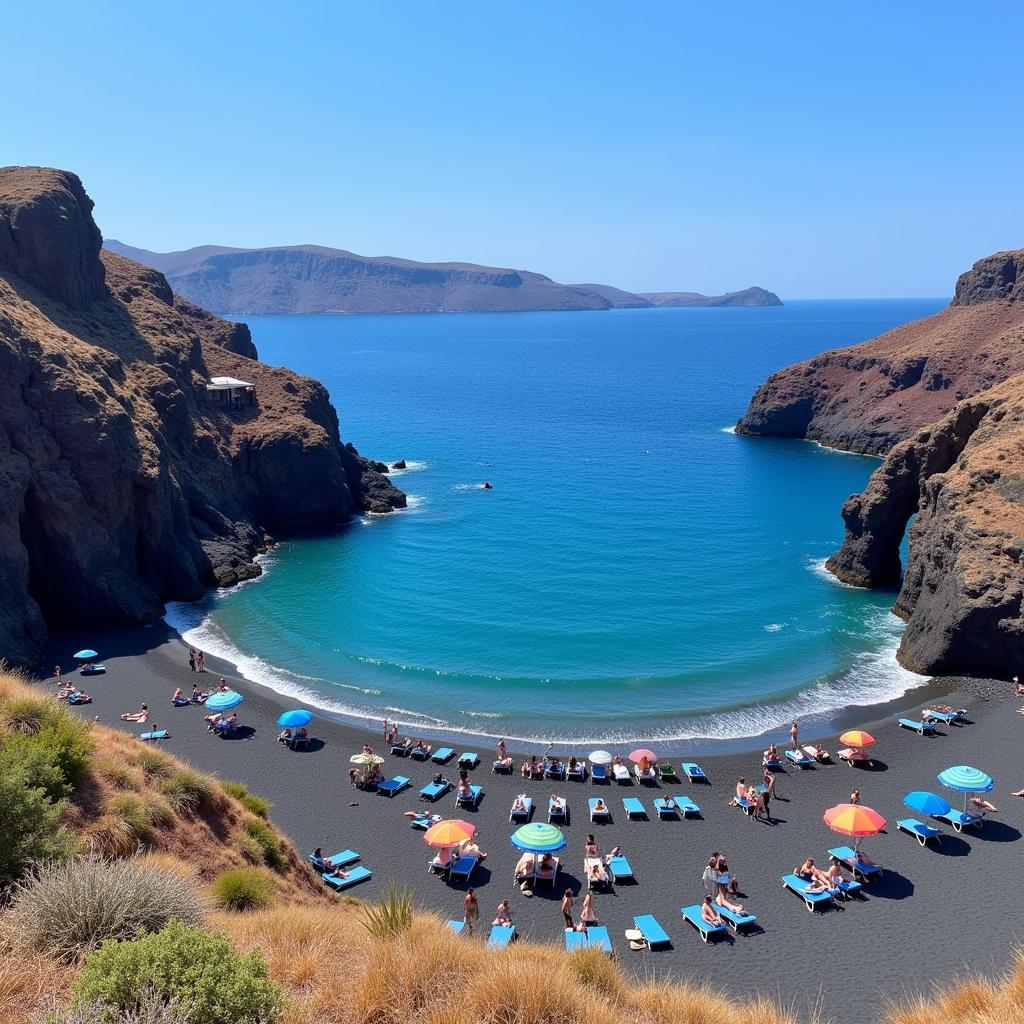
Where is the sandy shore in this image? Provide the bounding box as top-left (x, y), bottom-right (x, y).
top-left (48, 621), bottom-right (1024, 1024)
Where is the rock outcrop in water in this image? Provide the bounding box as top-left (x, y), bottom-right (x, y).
top-left (738, 249), bottom-right (1024, 678)
top-left (0, 166), bottom-right (404, 666)
top-left (103, 239), bottom-right (784, 315)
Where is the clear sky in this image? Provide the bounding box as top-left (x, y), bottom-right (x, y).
top-left (4, 2), bottom-right (1022, 298)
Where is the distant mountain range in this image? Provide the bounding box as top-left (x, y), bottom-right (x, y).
top-left (103, 239), bottom-right (782, 315)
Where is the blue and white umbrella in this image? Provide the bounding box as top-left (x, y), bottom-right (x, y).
top-left (902, 791), bottom-right (952, 817)
top-left (938, 765), bottom-right (993, 811)
top-left (277, 709), bottom-right (313, 728)
top-left (205, 690), bottom-right (244, 712)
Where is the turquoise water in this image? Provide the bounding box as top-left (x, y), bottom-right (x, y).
top-left (167, 299), bottom-right (945, 743)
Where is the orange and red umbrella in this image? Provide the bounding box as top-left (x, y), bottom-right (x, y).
top-left (423, 819), bottom-right (476, 848)
top-left (839, 730), bottom-right (876, 749)
top-left (824, 802), bottom-right (885, 853)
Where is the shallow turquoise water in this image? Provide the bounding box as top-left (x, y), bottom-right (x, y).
top-left (168, 300), bottom-right (945, 742)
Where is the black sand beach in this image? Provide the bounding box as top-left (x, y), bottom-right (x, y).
top-left (52, 622), bottom-right (1024, 1024)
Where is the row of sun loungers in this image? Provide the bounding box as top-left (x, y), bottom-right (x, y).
top-left (583, 795), bottom-right (702, 821)
top-left (564, 925), bottom-right (613, 952)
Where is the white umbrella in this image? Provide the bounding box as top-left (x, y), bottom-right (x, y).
top-left (589, 749), bottom-right (612, 765)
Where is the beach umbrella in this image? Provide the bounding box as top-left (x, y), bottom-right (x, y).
top-left (423, 819), bottom-right (476, 847)
top-left (903, 791), bottom-right (952, 817)
top-left (73, 649), bottom-right (98, 660)
top-left (589, 749), bottom-right (612, 765)
top-left (277, 709), bottom-right (313, 728)
top-left (205, 690), bottom-right (244, 711)
top-left (349, 753), bottom-right (384, 766)
top-left (938, 765), bottom-right (994, 812)
top-left (629, 748), bottom-right (658, 765)
top-left (510, 822), bottom-right (567, 853)
top-left (823, 802), bottom-right (886, 854)
top-left (839, 730), bottom-right (876, 748)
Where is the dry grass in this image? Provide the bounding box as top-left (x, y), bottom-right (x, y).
top-left (0, 933), bottom-right (74, 1024)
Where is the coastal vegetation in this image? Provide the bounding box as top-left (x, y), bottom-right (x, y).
top-left (0, 666), bottom-right (1022, 1024)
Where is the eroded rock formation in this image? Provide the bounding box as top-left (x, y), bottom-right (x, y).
top-left (739, 249), bottom-right (1024, 677)
top-left (0, 166), bottom-right (404, 666)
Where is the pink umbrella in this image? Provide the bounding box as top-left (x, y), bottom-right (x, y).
top-left (629, 748), bottom-right (658, 764)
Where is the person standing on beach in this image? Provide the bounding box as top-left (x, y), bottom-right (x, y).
top-left (53, 665), bottom-right (62, 686)
top-left (497, 738), bottom-right (507, 762)
top-left (702, 853), bottom-right (719, 893)
top-left (188, 649), bottom-right (196, 672)
top-left (197, 650), bottom-right (205, 672)
top-left (850, 788), bottom-right (861, 805)
top-left (463, 888), bottom-right (480, 936)
top-left (560, 889), bottom-right (574, 930)
top-left (790, 720), bottom-right (799, 750)
top-left (761, 771), bottom-right (773, 820)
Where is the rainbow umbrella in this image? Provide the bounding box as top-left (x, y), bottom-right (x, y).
top-left (510, 822), bottom-right (566, 853)
top-left (824, 802), bottom-right (886, 854)
top-left (938, 765), bottom-right (993, 812)
top-left (839, 730), bottom-right (876, 748)
top-left (349, 753), bottom-right (384, 766)
top-left (629, 748), bottom-right (658, 765)
top-left (423, 819), bottom-right (476, 848)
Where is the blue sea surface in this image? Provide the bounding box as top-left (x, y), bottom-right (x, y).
top-left (167, 299), bottom-right (946, 743)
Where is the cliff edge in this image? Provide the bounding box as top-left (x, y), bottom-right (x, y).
top-left (0, 166), bottom-right (404, 666)
top-left (736, 249), bottom-right (1024, 678)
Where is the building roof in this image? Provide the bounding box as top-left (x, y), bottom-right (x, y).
top-left (206, 376), bottom-right (254, 390)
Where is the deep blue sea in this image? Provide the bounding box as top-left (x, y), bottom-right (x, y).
top-left (167, 299), bottom-right (946, 743)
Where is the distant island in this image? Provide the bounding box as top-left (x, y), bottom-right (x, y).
top-left (103, 239), bottom-right (782, 316)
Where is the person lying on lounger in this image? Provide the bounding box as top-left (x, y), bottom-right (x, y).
top-left (536, 853), bottom-right (557, 881)
top-left (191, 685), bottom-right (208, 703)
top-left (120, 704), bottom-right (149, 722)
top-left (514, 852), bottom-right (536, 890)
top-left (171, 688), bottom-right (190, 707)
top-left (584, 858), bottom-right (609, 885)
top-left (971, 796), bottom-right (997, 813)
top-left (512, 794), bottom-right (528, 814)
top-left (550, 794), bottom-right (566, 814)
top-left (459, 838), bottom-right (487, 861)
top-left (656, 795), bottom-right (674, 812)
top-left (592, 799), bottom-right (607, 814)
top-left (413, 740), bottom-right (430, 755)
top-left (456, 779), bottom-right (473, 800)
top-left (567, 755), bottom-right (579, 773)
top-left (701, 894), bottom-right (725, 926)
top-left (803, 877), bottom-right (835, 895)
top-left (493, 899), bottom-right (512, 925)
top-left (278, 728), bottom-right (293, 744)
top-left (715, 891), bottom-right (745, 914)
top-left (795, 858), bottom-right (828, 884)
top-left (204, 711), bottom-right (222, 728)
top-left (584, 835), bottom-right (600, 858)
top-left (68, 691), bottom-right (92, 704)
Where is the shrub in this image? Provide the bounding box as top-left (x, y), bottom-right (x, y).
top-left (0, 743), bottom-right (76, 884)
top-left (0, 734), bottom-right (72, 801)
top-left (94, 757), bottom-right (143, 792)
top-left (139, 793), bottom-right (174, 827)
top-left (0, 695), bottom-right (52, 735)
top-left (243, 819), bottom-right (288, 874)
top-left (135, 749), bottom-right (174, 783)
top-left (37, 989), bottom-right (191, 1023)
top-left (83, 815), bottom-right (142, 858)
top-left (73, 920), bottom-right (282, 1024)
top-left (7, 857), bottom-right (204, 959)
top-left (360, 882), bottom-right (413, 939)
top-left (160, 769), bottom-right (214, 814)
top-left (34, 713), bottom-right (94, 789)
top-left (221, 781), bottom-right (270, 819)
top-left (108, 795), bottom-right (152, 843)
top-left (211, 868), bottom-right (275, 911)
top-left (220, 780), bottom-right (248, 800)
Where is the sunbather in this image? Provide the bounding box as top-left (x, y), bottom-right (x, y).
top-left (459, 838), bottom-right (487, 861)
top-left (522, 755), bottom-right (539, 778)
top-left (584, 835), bottom-right (600, 858)
top-left (701, 894), bottom-right (725, 926)
top-left (656, 794), bottom-right (674, 812)
top-left (824, 862), bottom-right (849, 889)
top-left (511, 794), bottom-right (528, 814)
top-left (456, 779), bottom-right (473, 800)
top-left (120, 704), bottom-right (149, 722)
top-left (763, 743), bottom-right (780, 763)
top-left (812, 742), bottom-right (827, 760)
top-left (971, 796), bottom-right (997, 813)
top-left (293, 726), bottom-right (308, 743)
top-left (584, 858), bottom-right (609, 886)
top-left (278, 728), bottom-right (292, 744)
top-left (433, 846), bottom-right (456, 871)
top-left (536, 853), bottom-right (557, 881)
top-left (68, 691), bottom-right (92, 704)
top-left (362, 743), bottom-right (375, 756)
top-left (550, 794), bottom-right (566, 814)
top-left (514, 852), bottom-right (536, 890)
top-left (592, 798), bottom-right (607, 814)
top-left (413, 739), bottom-right (430, 755)
top-left (310, 848), bottom-right (328, 871)
top-left (204, 710), bottom-right (222, 728)
top-left (579, 890), bottom-right (597, 927)
top-left (493, 899), bottom-right (512, 926)
top-left (715, 891), bottom-right (745, 914)
top-left (497, 738), bottom-right (507, 760)
top-left (561, 889), bottom-right (574, 929)
top-left (567, 755), bottom-right (579, 773)
top-left (638, 755), bottom-right (653, 775)
top-left (548, 758), bottom-right (563, 775)
top-left (795, 858), bottom-right (825, 883)
top-left (734, 777), bottom-right (747, 803)
top-left (494, 754), bottom-right (513, 771)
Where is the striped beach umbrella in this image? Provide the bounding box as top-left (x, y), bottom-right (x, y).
top-left (938, 765), bottom-right (993, 811)
top-left (510, 822), bottom-right (567, 853)
top-left (824, 802), bottom-right (886, 854)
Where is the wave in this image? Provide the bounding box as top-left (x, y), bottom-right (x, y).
top-left (386, 459), bottom-right (429, 476)
top-left (808, 438), bottom-right (884, 459)
top-left (720, 425), bottom-right (737, 434)
top-left (806, 556), bottom-right (862, 590)
top-left (362, 494), bottom-right (427, 524)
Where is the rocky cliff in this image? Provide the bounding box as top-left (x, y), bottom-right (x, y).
top-left (738, 249), bottom-right (1024, 678)
top-left (0, 166), bottom-right (404, 666)
top-left (104, 239), bottom-right (784, 315)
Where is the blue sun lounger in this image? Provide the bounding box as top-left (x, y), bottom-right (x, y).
top-left (590, 763), bottom-right (608, 783)
top-left (447, 919), bottom-right (467, 935)
top-left (377, 775), bottom-right (411, 797)
top-left (487, 924), bottom-right (516, 949)
top-left (456, 784), bottom-right (483, 808)
top-left (935, 808), bottom-right (984, 833)
top-left (733, 795), bottom-right (754, 815)
top-left (548, 797), bottom-right (567, 822)
top-left (409, 813), bottom-right (440, 830)
top-left (608, 854), bottom-right (633, 883)
top-left (656, 798), bottom-right (678, 818)
top-left (673, 795), bottom-right (701, 817)
top-left (420, 779), bottom-right (451, 801)
top-left (680, 904), bottom-right (729, 942)
top-left (785, 748), bottom-right (814, 768)
top-left (715, 904), bottom-right (758, 932)
top-left (457, 752), bottom-right (479, 768)
top-left (633, 914), bottom-right (670, 949)
top-left (510, 797), bottom-right (533, 822)
top-left (322, 864), bottom-right (372, 891)
top-left (586, 925), bottom-right (612, 951)
top-left (898, 717), bottom-right (938, 735)
top-left (312, 849), bottom-right (359, 870)
top-left (623, 797), bottom-right (646, 819)
top-left (565, 929), bottom-right (589, 951)
top-left (448, 855), bottom-right (478, 882)
top-left (898, 817), bottom-right (943, 845)
top-left (432, 747), bottom-right (455, 763)
top-left (781, 873), bottom-right (833, 911)
top-left (140, 729), bottom-right (169, 741)
top-left (926, 709), bottom-right (966, 726)
top-left (681, 762), bottom-right (706, 782)
top-left (828, 846), bottom-right (883, 881)
top-left (589, 798), bottom-right (611, 822)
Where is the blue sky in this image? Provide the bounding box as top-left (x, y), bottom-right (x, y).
top-left (4, 2), bottom-right (1022, 297)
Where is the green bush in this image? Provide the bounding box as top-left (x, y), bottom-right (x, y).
top-left (220, 781), bottom-right (271, 819)
top-left (0, 733), bottom-right (72, 801)
top-left (360, 881), bottom-right (413, 939)
top-left (1, 695), bottom-right (52, 734)
top-left (136, 748), bottom-right (175, 782)
top-left (243, 818), bottom-right (288, 874)
top-left (211, 867), bottom-right (275, 911)
top-left (73, 919), bottom-right (282, 1024)
top-left (34, 711), bottom-right (95, 788)
top-left (140, 792), bottom-right (174, 827)
top-left (0, 742), bottom-right (76, 884)
top-left (108, 795), bottom-right (152, 843)
top-left (220, 780), bottom-right (248, 800)
top-left (160, 769), bottom-right (215, 814)
top-left (8, 857), bottom-right (203, 959)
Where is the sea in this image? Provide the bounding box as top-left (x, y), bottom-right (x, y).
top-left (166, 299), bottom-right (947, 745)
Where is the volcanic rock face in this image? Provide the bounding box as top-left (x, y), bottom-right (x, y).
top-left (739, 248), bottom-right (1024, 678)
top-left (0, 166), bottom-right (404, 666)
